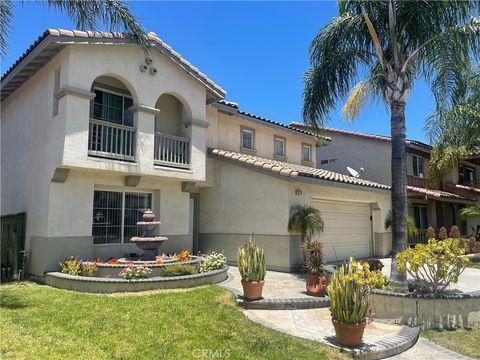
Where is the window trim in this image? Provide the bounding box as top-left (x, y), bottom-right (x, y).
top-left (412, 154), bottom-right (425, 178)
top-left (240, 126), bottom-right (256, 152)
top-left (92, 86), bottom-right (134, 127)
top-left (273, 135), bottom-right (286, 159)
top-left (412, 203), bottom-right (428, 230)
top-left (302, 143), bottom-right (313, 164)
top-left (92, 188), bottom-right (154, 245)
top-left (459, 164), bottom-right (476, 184)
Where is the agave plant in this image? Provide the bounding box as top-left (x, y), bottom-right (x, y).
top-left (306, 241), bottom-right (325, 275)
top-left (237, 235), bottom-right (266, 282)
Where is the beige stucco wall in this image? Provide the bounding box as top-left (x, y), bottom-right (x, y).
top-left (316, 133), bottom-right (391, 185)
top-left (211, 111), bottom-right (316, 166)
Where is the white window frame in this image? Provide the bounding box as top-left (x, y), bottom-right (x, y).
top-left (274, 136), bottom-right (286, 157)
top-left (412, 155), bottom-right (425, 178)
top-left (241, 127), bottom-right (255, 150)
top-left (92, 188), bottom-right (154, 245)
top-left (302, 143), bottom-right (312, 163)
top-left (92, 86), bottom-right (134, 127)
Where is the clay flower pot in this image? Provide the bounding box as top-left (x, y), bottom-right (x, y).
top-left (241, 280), bottom-right (265, 300)
top-left (332, 319), bottom-right (367, 347)
top-left (306, 273), bottom-right (326, 297)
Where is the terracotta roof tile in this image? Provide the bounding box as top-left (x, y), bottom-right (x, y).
top-left (407, 186), bottom-right (471, 200)
top-left (208, 148), bottom-right (390, 190)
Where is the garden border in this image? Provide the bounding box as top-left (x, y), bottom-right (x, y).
top-left (45, 266), bottom-right (229, 293)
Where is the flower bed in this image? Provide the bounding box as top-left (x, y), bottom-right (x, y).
top-left (45, 266), bottom-right (229, 293)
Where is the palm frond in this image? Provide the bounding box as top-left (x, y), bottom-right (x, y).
top-left (341, 79), bottom-right (373, 121)
top-left (0, 0), bottom-right (13, 57)
top-left (44, 0), bottom-right (149, 49)
top-left (385, 210), bottom-right (418, 238)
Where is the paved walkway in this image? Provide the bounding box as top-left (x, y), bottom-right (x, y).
top-left (390, 337), bottom-right (473, 359)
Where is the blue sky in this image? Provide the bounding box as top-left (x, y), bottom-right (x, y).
top-left (3, 1), bottom-right (434, 142)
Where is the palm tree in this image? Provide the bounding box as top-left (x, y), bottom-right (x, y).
top-left (288, 205), bottom-right (325, 245)
top-left (384, 210), bottom-right (418, 239)
top-left (0, 0), bottom-right (148, 57)
top-left (426, 66), bottom-right (480, 182)
top-left (302, 1), bottom-right (479, 288)
top-left (460, 202), bottom-right (480, 220)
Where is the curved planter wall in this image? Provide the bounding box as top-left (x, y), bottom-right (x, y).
top-left (369, 289), bottom-right (480, 329)
top-left (45, 266), bottom-right (229, 294)
top-left (83, 257), bottom-right (202, 278)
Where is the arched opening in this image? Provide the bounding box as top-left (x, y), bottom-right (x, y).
top-left (154, 94), bottom-right (191, 169)
top-left (88, 76), bottom-right (136, 161)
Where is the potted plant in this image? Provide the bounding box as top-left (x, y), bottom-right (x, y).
top-left (305, 241), bottom-right (326, 297)
top-left (237, 235), bottom-right (266, 300)
top-left (327, 257), bottom-right (380, 347)
top-left (288, 205), bottom-right (324, 263)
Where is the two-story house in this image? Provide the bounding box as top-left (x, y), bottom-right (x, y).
top-left (291, 125), bottom-right (480, 242)
top-left (1, 29), bottom-right (393, 277)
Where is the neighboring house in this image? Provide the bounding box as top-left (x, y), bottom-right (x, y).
top-left (1, 29), bottom-right (392, 277)
top-left (290, 125), bottom-right (480, 241)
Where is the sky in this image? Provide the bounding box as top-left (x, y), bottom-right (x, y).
top-left (2, 1), bottom-right (435, 143)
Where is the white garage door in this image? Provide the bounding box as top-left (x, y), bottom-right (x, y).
top-left (311, 199), bottom-right (372, 263)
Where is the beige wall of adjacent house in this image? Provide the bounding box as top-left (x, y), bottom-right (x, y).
top-left (199, 160), bottom-right (391, 270)
top-left (316, 133), bottom-right (391, 185)
top-left (212, 111), bottom-right (317, 166)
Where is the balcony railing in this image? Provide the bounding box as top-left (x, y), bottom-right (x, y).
top-left (408, 229), bottom-right (429, 245)
top-left (88, 119), bottom-right (136, 161)
top-left (154, 132), bottom-right (191, 169)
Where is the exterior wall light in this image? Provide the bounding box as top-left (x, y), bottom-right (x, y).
top-left (295, 189), bottom-right (303, 196)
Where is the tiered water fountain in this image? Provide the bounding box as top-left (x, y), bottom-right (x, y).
top-left (130, 209), bottom-right (168, 261)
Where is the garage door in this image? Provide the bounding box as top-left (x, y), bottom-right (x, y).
top-left (311, 199), bottom-right (371, 263)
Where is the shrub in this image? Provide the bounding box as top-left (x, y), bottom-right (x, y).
top-left (119, 265), bottom-right (152, 279)
top-left (396, 238), bottom-right (468, 293)
top-left (81, 262), bottom-right (98, 277)
top-left (468, 237), bottom-right (480, 254)
top-left (306, 241), bottom-right (325, 275)
top-left (361, 259), bottom-right (384, 272)
top-left (200, 252), bottom-right (227, 273)
top-left (449, 225), bottom-right (460, 238)
top-left (59, 256), bottom-right (82, 276)
top-left (327, 257), bottom-right (380, 324)
top-left (426, 226), bottom-right (436, 240)
top-left (162, 264), bottom-right (198, 277)
top-left (438, 226), bottom-right (448, 240)
top-left (237, 235), bottom-right (266, 282)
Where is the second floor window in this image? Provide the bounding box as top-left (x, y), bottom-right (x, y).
top-left (412, 155), bottom-right (425, 178)
top-left (274, 136), bottom-right (286, 157)
top-left (459, 164), bottom-right (476, 184)
top-left (92, 88), bottom-right (134, 127)
top-left (241, 128), bottom-right (254, 150)
top-left (302, 144), bottom-right (312, 163)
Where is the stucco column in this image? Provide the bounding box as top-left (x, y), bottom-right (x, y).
top-left (130, 105), bottom-right (160, 172)
top-left (185, 118), bottom-right (209, 181)
top-left (427, 199), bottom-right (437, 228)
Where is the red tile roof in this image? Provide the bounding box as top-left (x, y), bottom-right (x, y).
top-left (407, 186), bottom-right (472, 200)
top-left (208, 148), bottom-right (390, 190)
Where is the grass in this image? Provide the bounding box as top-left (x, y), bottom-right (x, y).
top-left (0, 282), bottom-right (350, 360)
top-left (466, 256), bottom-right (480, 269)
top-left (422, 327), bottom-right (480, 359)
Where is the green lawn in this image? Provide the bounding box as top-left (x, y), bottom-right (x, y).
top-left (422, 327), bottom-right (480, 359)
top-left (0, 282), bottom-right (349, 360)
top-left (467, 256), bottom-right (480, 269)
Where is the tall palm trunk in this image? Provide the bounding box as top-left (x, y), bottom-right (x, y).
top-left (389, 101), bottom-right (408, 288)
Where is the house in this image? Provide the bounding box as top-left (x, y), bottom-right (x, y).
top-left (290, 125), bottom-right (480, 242)
top-left (1, 29), bottom-right (392, 278)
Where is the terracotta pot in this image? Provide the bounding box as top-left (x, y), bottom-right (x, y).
top-left (332, 319), bottom-right (367, 347)
top-left (241, 280), bottom-right (265, 300)
top-left (306, 274), bottom-right (326, 297)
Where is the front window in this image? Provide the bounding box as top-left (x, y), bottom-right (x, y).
top-left (241, 128), bottom-right (254, 150)
top-left (92, 190), bottom-right (152, 244)
top-left (413, 204), bottom-right (428, 230)
top-left (274, 136), bottom-right (286, 157)
top-left (302, 144), bottom-right (312, 163)
top-left (412, 155), bottom-right (425, 178)
top-left (459, 164), bottom-right (476, 185)
top-left (92, 88), bottom-right (133, 127)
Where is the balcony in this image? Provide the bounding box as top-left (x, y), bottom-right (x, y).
top-left (408, 229), bottom-right (428, 245)
top-left (154, 132), bottom-right (191, 169)
top-left (88, 119), bottom-right (136, 161)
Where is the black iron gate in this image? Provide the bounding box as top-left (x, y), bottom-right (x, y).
top-left (1, 213), bottom-right (26, 282)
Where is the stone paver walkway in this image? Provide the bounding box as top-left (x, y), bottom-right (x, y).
top-left (389, 337), bottom-right (473, 359)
